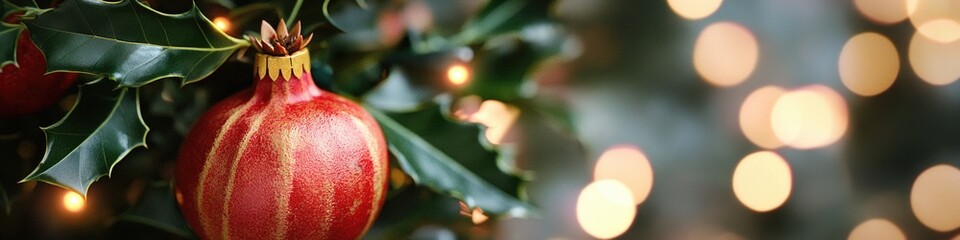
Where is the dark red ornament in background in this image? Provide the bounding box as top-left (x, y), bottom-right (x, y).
top-left (0, 16), bottom-right (78, 118)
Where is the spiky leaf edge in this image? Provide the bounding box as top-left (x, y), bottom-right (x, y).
top-left (22, 0), bottom-right (247, 87)
top-left (20, 80), bottom-right (149, 196)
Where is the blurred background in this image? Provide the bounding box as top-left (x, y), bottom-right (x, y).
top-left (3, 0), bottom-right (960, 239)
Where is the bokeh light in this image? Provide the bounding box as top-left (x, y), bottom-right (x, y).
top-left (666, 0), bottom-right (723, 20)
top-left (576, 180), bottom-right (636, 239)
top-left (853, 0), bottom-right (910, 24)
top-left (63, 191), bottom-right (85, 213)
top-left (907, 0), bottom-right (960, 42)
top-left (593, 145), bottom-right (654, 205)
top-left (732, 151), bottom-right (792, 212)
top-left (447, 64), bottom-right (470, 86)
top-left (740, 86), bottom-right (786, 149)
top-left (693, 21), bottom-right (759, 87)
top-left (916, 19), bottom-right (960, 43)
top-left (908, 31), bottom-right (960, 85)
top-left (212, 17), bottom-right (231, 32)
top-left (910, 164), bottom-right (960, 232)
top-left (839, 32), bottom-right (900, 96)
top-left (848, 218), bottom-right (906, 240)
top-left (471, 208), bottom-right (489, 225)
top-left (466, 100), bottom-right (520, 145)
top-left (175, 189), bottom-right (184, 206)
top-left (390, 168), bottom-right (410, 189)
top-left (770, 85), bottom-right (848, 149)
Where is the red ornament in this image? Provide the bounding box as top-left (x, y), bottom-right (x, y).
top-left (175, 46), bottom-right (388, 239)
top-left (0, 30), bottom-right (77, 118)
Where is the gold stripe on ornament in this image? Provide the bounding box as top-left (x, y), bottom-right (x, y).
top-left (351, 116), bottom-right (384, 235)
top-left (255, 49), bottom-right (311, 81)
top-left (271, 127), bottom-right (297, 240)
top-left (221, 112), bottom-right (267, 240)
top-left (316, 135), bottom-right (335, 239)
top-left (196, 102), bottom-right (253, 236)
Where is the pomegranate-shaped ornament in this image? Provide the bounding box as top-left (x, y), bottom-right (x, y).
top-left (175, 20), bottom-right (388, 240)
top-left (0, 14), bottom-right (77, 118)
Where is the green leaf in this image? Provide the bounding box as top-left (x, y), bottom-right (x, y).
top-left (2, 0), bottom-right (39, 17)
top-left (1, 0), bottom-right (7, 18)
top-left (367, 107), bottom-right (535, 217)
top-left (257, 0), bottom-right (365, 44)
top-left (280, 0), bottom-right (369, 33)
top-left (21, 79), bottom-right (149, 196)
top-left (4, 0), bottom-right (37, 8)
top-left (23, 0), bottom-right (246, 87)
top-left (466, 24), bottom-right (568, 101)
top-left (455, 0), bottom-right (555, 44)
top-left (389, 101), bottom-right (529, 186)
top-left (0, 22), bottom-right (21, 67)
top-left (117, 182), bottom-right (196, 238)
top-left (0, 0), bottom-right (29, 66)
top-left (202, 0), bottom-right (235, 9)
top-left (362, 48), bottom-right (473, 112)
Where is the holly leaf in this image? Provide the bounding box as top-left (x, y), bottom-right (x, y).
top-left (367, 107), bottom-right (535, 217)
top-left (3, 0), bottom-right (37, 8)
top-left (279, 0), bottom-right (372, 33)
top-left (202, 0), bottom-right (235, 9)
top-left (117, 182), bottom-right (196, 238)
top-left (0, 22), bottom-right (20, 67)
top-left (253, 0), bottom-right (367, 46)
top-left (20, 80), bottom-right (149, 196)
top-left (466, 24), bottom-right (567, 101)
top-left (363, 48), bottom-right (473, 112)
top-left (2, 0), bottom-right (39, 17)
top-left (455, 0), bottom-right (555, 44)
top-left (1, 0), bottom-right (7, 18)
top-left (23, 0), bottom-right (247, 87)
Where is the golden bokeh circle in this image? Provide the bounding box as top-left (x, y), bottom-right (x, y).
top-left (63, 191), bottom-right (85, 213)
top-left (847, 218), bottom-right (907, 240)
top-left (853, 0), bottom-right (910, 24)
top-left (770, 85), bottom-right (848, 149)
top-left (909, 31), bottom-right (960, 85)
top-left (732, 151), bottom-right (792, 212)
top-left (594, 145), bottom-right (655, 205)
top-left (911, 164), bottom-right (960, 232)
top-left (576, 180), bottom-right (636, 239)
top-left (693, 22), bottom-right (759, 87)
top-left (839, 32), bottom-right (900, 96)
top-left (667, 0), bottom-right (723, 20)
top-left (740, 86), bottom-right (786, 149)
top-left (907, 0), bottom-right (960, 43)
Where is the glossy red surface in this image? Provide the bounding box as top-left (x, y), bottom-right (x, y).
top-left (0, 31), bottom-right (77, 118)
top-left (175, 68), bottom-right (388, 240)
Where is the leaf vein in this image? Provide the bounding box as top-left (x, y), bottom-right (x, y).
top-left (192, 13), bottom-right (213, 48)
top-left (56, 37), bottom-right (93, 64)
top-left (101, 3), bottom-right (117, 39)
top-left (154, 13), bottom-right (171, 46)
top-left (73, 0), bottom-right (97, 36)
top-left (24, 23), bottom-right (239, 51)
top-left (121, 48), bottom-right (165, 84)
top-left (37, 87), bottom-right (127, 192)
top-left (128, 1), bottom-right (149, 44)
top-left (183, 51), bottom-right (213, 80)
